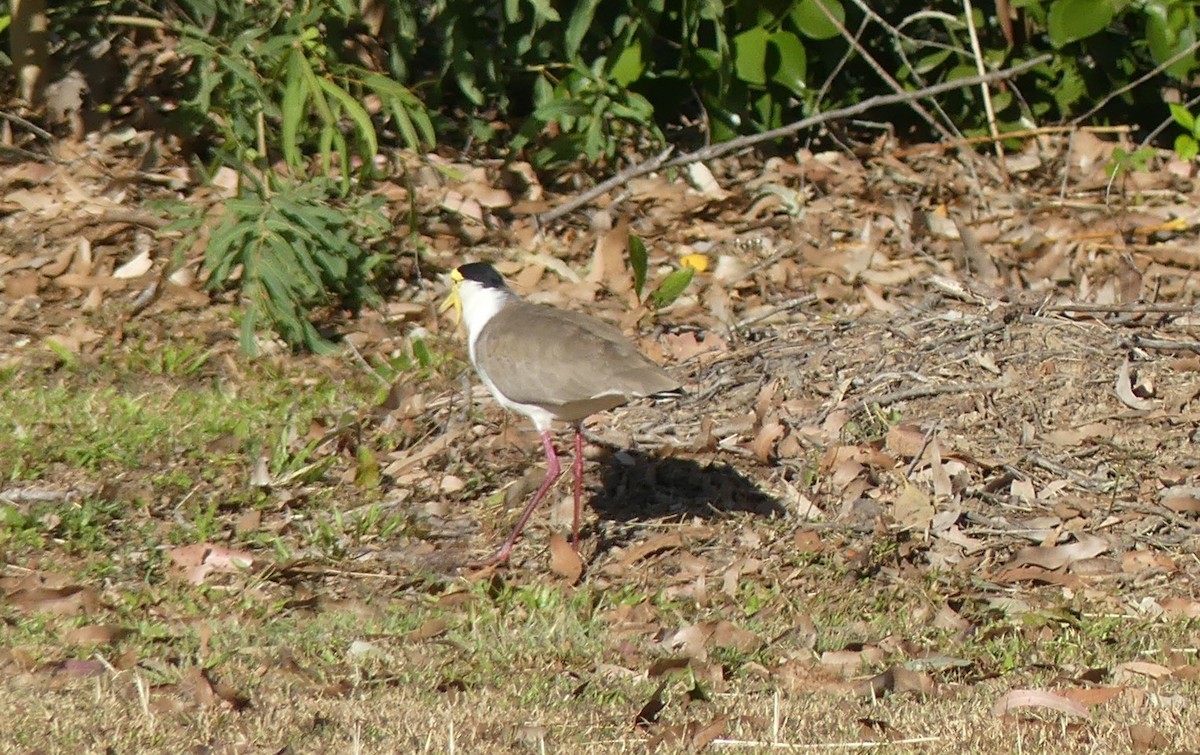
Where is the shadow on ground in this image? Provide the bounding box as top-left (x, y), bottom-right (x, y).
top-left (587, 449), bottom-right (784, 539)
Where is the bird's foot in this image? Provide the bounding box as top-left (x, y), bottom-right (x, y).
top-left (465, 547), bottom-right (513, 570)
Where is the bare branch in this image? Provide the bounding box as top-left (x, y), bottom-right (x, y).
top-left (536, 55), bottom-right (1051, 227)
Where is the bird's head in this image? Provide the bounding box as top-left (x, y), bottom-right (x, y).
top-left (439, 262), bottom-right (514, 335)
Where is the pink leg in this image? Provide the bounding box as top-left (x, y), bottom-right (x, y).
top-left (474, 430), bottom-right (561, 567)
top-left (572, 425), bottom-right (584, 549)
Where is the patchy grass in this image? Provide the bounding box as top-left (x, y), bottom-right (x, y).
top-left (3, 334), bottom-right (1200, 753)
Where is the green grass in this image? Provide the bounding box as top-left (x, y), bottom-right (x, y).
top-left (3, 335), bottom-right (1200, 753)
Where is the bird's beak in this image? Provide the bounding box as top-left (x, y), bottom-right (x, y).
top-left (439, 270), bottom-right (464, 324)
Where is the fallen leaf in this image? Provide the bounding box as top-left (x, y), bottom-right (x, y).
top-left (892, 484), bottom-right (934, 529)
top-left (1115, 661), bottom-right (1172, 680)
top-left (1129, 724), bottom-right (1170, 752)
top-left (992, 688), bottom-right (1091, 719)
top-left (618, 533), bottom-right (683, 567)
top-left (1011, 534), bottom-right (1108, 570)
top-left (168, 544), bottom-right (256, 585)
top-left (7, 585), bottom-right (99, 616)
top-left (1060, 686), bottom-right (1125, 707)
top-left (884, 424), bottom-right (926, 458)
top-left (63, 625), bottom-right (132, 645)
top-left (408, 618), bottom-right (449, 642)
top-left (1114, 361), bottom-right (1155, 410)
top-left (548, 532), bottom-right (583, 583)
top-left (1157, 598), bottom-right (1200, 618)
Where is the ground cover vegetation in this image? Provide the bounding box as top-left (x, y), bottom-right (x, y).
top-left (2, 0), bottom-right (1199, 751)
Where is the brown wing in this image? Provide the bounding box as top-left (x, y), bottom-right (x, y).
top-left (476, 302), bottom-right (680, 412)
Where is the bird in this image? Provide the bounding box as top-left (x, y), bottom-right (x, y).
top-left (441, 261), bottom-right (683, 566)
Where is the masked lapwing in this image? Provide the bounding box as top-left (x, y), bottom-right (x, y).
top-left (441, 262), bottom-right (683, 566)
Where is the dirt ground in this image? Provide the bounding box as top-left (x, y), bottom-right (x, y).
top-left (1, 129), bottom-right (1199, 752)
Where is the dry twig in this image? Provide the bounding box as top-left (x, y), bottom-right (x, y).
top-left (537, 56), bottom-right (1050, 226)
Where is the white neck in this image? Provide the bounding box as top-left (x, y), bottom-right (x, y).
top-left (459, 280), bottom-right (516, 358)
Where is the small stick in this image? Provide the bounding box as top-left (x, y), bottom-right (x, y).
top-left (1044, 302), bottom-right (1198, 314)
top-left (854, 380), bottom-right (1006, 410)
top-left (1130, 336), bottom-right (1200, 353)
top-left (962, 0), bottom-right (1005, 174)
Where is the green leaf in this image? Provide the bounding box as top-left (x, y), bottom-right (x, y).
top-left (790, 0), bottom-right (844, 40)
top-left (629, 234), bottom-right (648, 298)
top-left (610, 40), bottom-right (645, 86)
top-left (1047, 0), bottom-right (1113, 47)
top-left (1176, 134), bottom-right (1199, 161)
top-left (315, 77), bottom-right (378, 159)
top-left (1148, 4), bottom-right (1199, 81)
top-left (768, 30), bottom-right (807, 93)
top-left (280, 53), bottom-right (309, 170)
top-left (649, 267), bottom-right (694, 309)
top-left (565, 0), bottom-right (602, 58)
top-left (913, 49), bottom-right (952, 74)
top-left (733, 26), bottom-right (770, 86)
top-left (526, 0), bottom-right (561, 23)
top-left (1169, 103), bottom-right (1196, 131)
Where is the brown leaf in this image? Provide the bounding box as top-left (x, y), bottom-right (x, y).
top-left (634, 680), bottom-right (667, 728)
top-left (1011, 534), bottom-right (1108, 570)
top-left (710, 620), bottom-right (762, 653)
top-left (793, 530), bottom-right (826, 554)
top-left (820, 645), bottom-right (884, 677)
top-left (548, 532), bottom-right (583, 583)
top-left (662, 330), bottom-right (728, 361)
top-left (884, 424), bottom-right (926, 458)
top-left (666, 622), bottom-right (716, 659)
top-left (690, 714), bottom-right (728, 751)
top-left (1115, 661), bottom-right (1172, 680)
top-left (1129, 724), bottom-right (1171, 752)
top-left (1157, 598), bottom-right (1200, 618)
top-left (1114, 361), bottom-right (1155, 410)
top-left (1161, 494), bottom-right (1200, 515)
top-left (63, 625), bottom-right (132, 646)
top-left (1060, 686), bottom-right (1125, 707)
top-left (1044, 422), bottom-right (1114, 446)
top-left (618, 533), bottom-right (683, 567)
top-left (167, 543), bottom-right (256, 585)
top-left (991, 688), bottom-right (1091, 719)
top-left (1121, 550), bottom-right (1177, 573)
top-left (992, 566), bottom-right (1085, 587)
top-left (7, 585), bottom-right (99, 616)
top-left (407, 618), bottom-right (449, 642)
top-left (751, 418), bottom-right (785, 463)
top-left (891, 484), bottom-right (934, 530)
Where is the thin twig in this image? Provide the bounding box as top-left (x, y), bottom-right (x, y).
top-left (0, 110), bottom-right (53, 141)
top-left (1130, 336), bottom-right (1200, 353)
top-left (1043, 302), bottom-right (1198, 314)
top-left (536, 145), bottom-right (674, 226)
top-left (1071, 38), bottom-right (1200, 126)
top-left (962, 0), bottom-right (1005, 174)
top-left (853, 380), bottom-right (1007, 410)
top-left (812, 0), bottom-right (955, 141)
top-left (735, 295), bottom-right (818, 329)
top-left (536, 56), bottom-right (1050, 226)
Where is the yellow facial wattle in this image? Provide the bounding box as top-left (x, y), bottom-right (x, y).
top-left (438, 269), bottom-right (464, 324)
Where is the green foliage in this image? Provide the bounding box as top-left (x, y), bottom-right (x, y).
top-left (628, 235), bottom-right (649, 299)
top-left (1108, 145), bottom-right (1158, 179)
top-left (169, 0), bottom-right (432, 180)
top-left (1169, 103), bottom-right (1200, 160)
top-left (167, 176), bottom-right (391, 354)
top-left (649, 268), bottom-right (696, 310)
top-left (627, 233), bottom-right (695, 310)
